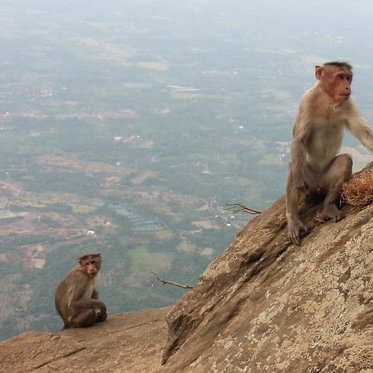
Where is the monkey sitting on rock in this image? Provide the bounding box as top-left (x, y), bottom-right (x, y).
top-left (286, 61), bottom-right (373, 245)
top-left (55, 253), bottom-right (107, 329)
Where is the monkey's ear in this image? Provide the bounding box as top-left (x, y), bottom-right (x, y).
top-left (315, 65), bottom-right (324, 80)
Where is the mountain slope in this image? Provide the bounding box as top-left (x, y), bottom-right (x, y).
top-left (2, 166), bottom-right (373, 373)
top-left (160, 168), bottom-right (373, 372)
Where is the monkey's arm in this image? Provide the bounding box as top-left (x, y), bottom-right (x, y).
top-left (70, 291), bottom-right (103, 309)
top-left (92, 289), bottom-right (99, 299)
top-left (347, 116), bottom-right (373, 152)
top-left (70, 292), bottom-right (106, 312)
top-left (290, 117), bottom-right (311, 191)
top-left (68, 272), bottom-right (104, 310)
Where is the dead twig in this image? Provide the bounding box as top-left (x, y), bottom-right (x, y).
top-left (225, 202), bottom-right (262, 215)
top-left (151, 271), bottom-right (194, 289)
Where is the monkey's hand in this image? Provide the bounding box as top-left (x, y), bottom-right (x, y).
top-left (287, 215), bottom-right (308, 245)
top-left (95, 302), bottom-right (107, 322)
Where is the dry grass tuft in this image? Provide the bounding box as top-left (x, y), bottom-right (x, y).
top-left (342, 171), bottom-right (373, 206)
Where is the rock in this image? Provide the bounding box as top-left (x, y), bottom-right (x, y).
top-left (0, 307), bottom-right (170, 373)
top-left (159, 189), bottom-right (373, 371)
top-left (2, 165), bottom-right (373, 372)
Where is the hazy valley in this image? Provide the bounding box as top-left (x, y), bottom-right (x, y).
top-left (1, 0), bottom-right (373, 339)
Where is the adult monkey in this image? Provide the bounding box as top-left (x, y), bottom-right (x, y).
top-left (286, 61), bottom-right (373, 245)
top-left (55, 253), bottom-right (107, 328)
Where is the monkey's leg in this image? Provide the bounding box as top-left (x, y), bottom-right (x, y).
top-left (286, 174), bottom-right (308, 245)
top-left (70, 309), bottom-right (97, 328)
top-left (319, 154), bottom-right (352, 221)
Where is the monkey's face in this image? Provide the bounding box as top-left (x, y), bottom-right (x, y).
top-left (334, 73), bottom-right (352, 102)
top-left (85, 262), bottom-right (99, 277)
top-left (79, 255), bottom-right (102, 278)
top-left (316, 65), bottom-right (352, 103)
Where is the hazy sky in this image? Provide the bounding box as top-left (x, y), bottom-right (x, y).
top-left (2, 0), bottom-right (373, 104)
top-left (2, 0), bottom-right (373, 63)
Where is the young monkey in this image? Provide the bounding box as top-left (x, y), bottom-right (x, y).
top-left (286, 61), bottom-right (373, 245)
top-left (55, 253), bottom-right (107, 329)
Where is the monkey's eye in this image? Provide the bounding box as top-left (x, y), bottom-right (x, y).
top-left (336, 73), bottom-right (352, 82)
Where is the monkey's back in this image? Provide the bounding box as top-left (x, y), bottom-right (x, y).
top-left (55, 277), bottom-right (72, 326)
top-left (55, 267), bottom-right (82, 327)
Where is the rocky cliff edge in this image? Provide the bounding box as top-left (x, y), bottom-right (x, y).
top-left (2, 166), bottom-right (373, 373)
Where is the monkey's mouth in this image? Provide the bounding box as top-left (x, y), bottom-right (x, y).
top-left (338, 94), bottom-right (350, 100)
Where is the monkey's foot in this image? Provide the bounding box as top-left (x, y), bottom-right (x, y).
top-left (287, 218), bottom-right (309, 246)
top-left (96, 312), bottom-right (107, 322)
top-left (317, 204), bottom-right (344, 223)
top-left (95, 308), bottom-right (107, 322)
top-left (94, 308), bottom-right (102, 317)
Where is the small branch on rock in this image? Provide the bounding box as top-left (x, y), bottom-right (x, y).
top-left (151, 271), bottom-right (194, 289)
top-left (225, 203), bottom-right (262, 215)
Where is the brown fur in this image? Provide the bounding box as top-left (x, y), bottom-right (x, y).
top-left (286, 62), bottom-right (373, 244)
top-left (55, 253), bottom-right (107, 329)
